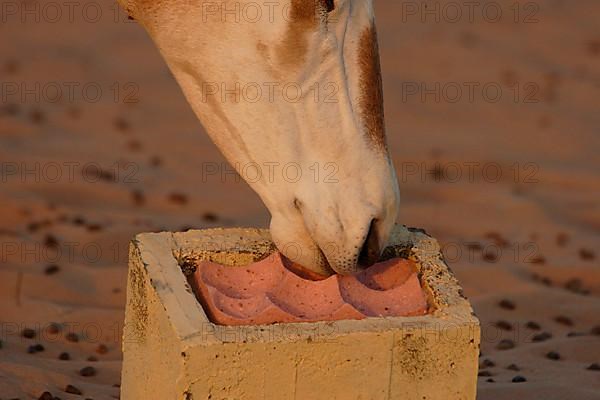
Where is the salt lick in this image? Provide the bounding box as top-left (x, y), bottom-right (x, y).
top-left (190, 254), bottom-right (428, 325)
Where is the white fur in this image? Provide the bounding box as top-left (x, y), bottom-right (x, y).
top-left (125, 0), bottom-right (400, 275)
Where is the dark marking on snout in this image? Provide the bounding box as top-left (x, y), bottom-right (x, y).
top-left (358, 25), bottom-right (387, 151)
top-left (277, 0), bottom-right (334, 67)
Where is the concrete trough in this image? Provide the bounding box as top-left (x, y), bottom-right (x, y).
top-left (121, 225), bottom-right (480, 399)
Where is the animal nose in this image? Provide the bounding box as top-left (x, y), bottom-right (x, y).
top-left (357, 219), bottom-right (381, 268)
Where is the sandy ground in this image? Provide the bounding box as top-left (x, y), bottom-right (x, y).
top-left (0, 0), bottom-right (599, 398)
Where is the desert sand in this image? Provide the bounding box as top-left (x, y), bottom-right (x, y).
top-left (0, 0), bottom-right (599, 399)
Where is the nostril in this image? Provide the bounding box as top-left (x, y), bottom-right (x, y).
top-left (358, 219), bottom-right (380, 268)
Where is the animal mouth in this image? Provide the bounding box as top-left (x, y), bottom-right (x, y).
top-left (358, 219), bottom-right (380, 268)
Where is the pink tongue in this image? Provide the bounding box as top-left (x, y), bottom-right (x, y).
top-left (191, 253), bottom-right (428, 326)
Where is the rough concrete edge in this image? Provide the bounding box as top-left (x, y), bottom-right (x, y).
top-left (132, 225), bottom-right (479, 346)
top-left (132, 232), bottom-right (215, 343)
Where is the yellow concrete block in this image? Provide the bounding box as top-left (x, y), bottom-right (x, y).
top-left (121, 226), bottom-right (480, 400)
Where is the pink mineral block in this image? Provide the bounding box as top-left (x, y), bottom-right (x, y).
top-left (190, 252), bottom-right (428, 326)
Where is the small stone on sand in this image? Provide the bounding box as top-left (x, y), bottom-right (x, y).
top-left (499, 299), bottom-right (515, 310)
top-left (46, 323), bottom-right (61, 334)
top-left (65, 385), bottom-right (82, 395)
top-left (532, 332), bottom-right (552, 342)
top-left (526, 321), bottom-right (541, 330)
top-left (65, 333), bottom-right (79, 342)
top-left (22, 328), bottom-right (36, 339)
top-left (80, 366), bottom-right (97, 377)
top-left (495, 320), bottom-right (513, 331)
top-left (579, 248), bottom-right (595, 261)
top-left (28, 344), bottom-right (45, 353)
top-left (554, 316), bottom-right (574, 326)
top-left (96, 344), bottom-right (109, 354)
top-left (496, 339), bottom-right (515, 350)
top-left (481, 359), bottom-right (496, 368)
top-left (44, 264), bottom-right (60, 275)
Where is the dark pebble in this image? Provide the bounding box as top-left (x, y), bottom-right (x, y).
top-left (114, 116), bottom-right (130, 132)
top-left (481, 359), bottom-right (496, 368)
top-left (149, 155), bottom-right (162, 167)
top-left (526, 321), bottom-right (541, 330)
top-left (0, 102), bottom-right (20, 117)
top-left (483, 251), bottom-right (498, 262)
top-left (167, 192), bottom-right (188, 205)
top-left (499, 299), bottom-right (516, 310)
top-left (530, 255), bottom-right (546, 265)
top-left (202, 212), bottom-right (219, 223)
top-left (131, 190), bottom-right (146, 206)
top-left (3, 59), bottom-right (19, 74)
top-left (532, 332), bottom-right (552, 342)
top-left (506, 364), bottom-right (520, 371)
top-left (587, 363), bottom-right (600, 371)
top-left (44, 234), bottom-right (59, 248)
top-left (579, 248), bottom-right (595, 261)
top-left (96, 344), bottom-right (109, 354)
top-left (28, 344), bottom-right (45, 353)
top-left (567, 332), bottom-right (585, 337)
top-left (65, 332), bottom-right (79, 342)
top-left (556, 232), bottom-right (569, 247)
top-left (72, 216), bottom-right (86, 225)
top-left (59, 352), bottom-right (70, 360)
top-left (83, 166), bottom-right (115, 182)
top-left (22, 328), bottom-right (36, 339)
top-left (554, 316), bottom-right (574, 326)
top-left (531, 273), bottom-right (553, 286)
top-left (46, 323), bottom-right (61, 334)
top-left (80, 366), bottom-right (97, 377)
top-left (44, 264), bottom-right (60, 275)
top-left (38, 392), bottom-right (54, 400)
top-left (30, 108), bottom-right (45, 124)
top-left (87, 355), bottom-right (98, 362)
top-left (127, 139), bottom-right (142, 151)
top-left (564, 278), bottom-right (588, 295)
top-left (512, 375), bottom-right (527, 383)
top-left (590, 326), bottom-right (600, 336)
top-left (546, 351), bottom-right (561, 360)
top-left (495, 320), bottom-right (513, 331)
top-left (65, 385), bottom-right (82, 395)
top-left (86, 224), bottom-right (103, 232)
top-left (496, 339), bottom-right (515, 350)
top-left (27, 221), bottom-right (41, 232)
top-left (478, 370), bottom-right (493, 377)
top-left (486, 378), bottom-right (495, 383)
